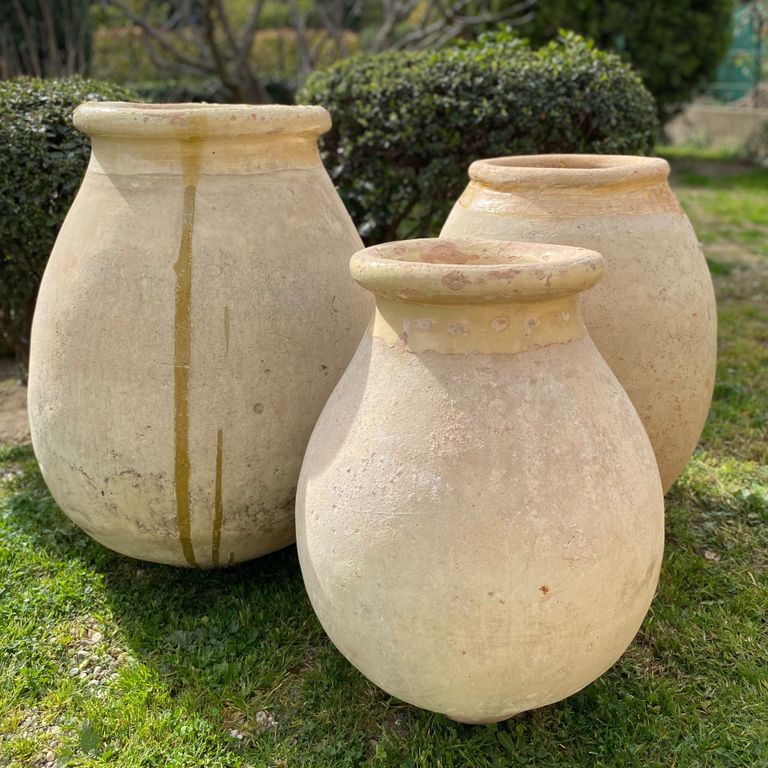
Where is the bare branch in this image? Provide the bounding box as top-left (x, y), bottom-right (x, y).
top-left (241, 0), bottom-right (266, 51)
top-left (100, 0), bottom-right (538, 104)
top-left (11, 0), bottom-right (42, 76)
top-left (37, 0), bottom-right (62, 75)
top-left (370, 0), bottom-right (423, 53)
top-left (386, 0), bottom-right (538, 51)
top-left (453, 0), bottom-right (538, 26)
top-left (211, 0), bottom-right (240, 57)
top-left (314, 0), bottom-right (346, 58)
top-left (288, 0), bottom-right (313, 81)
top-left (103, 0), bottom-right (213, 72)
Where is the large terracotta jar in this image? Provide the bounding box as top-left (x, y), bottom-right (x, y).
top-left (296, 237), bottom-right (664, 723)
top-left (28, 102), bottom-right (370, 567)
top-left (441, 155), bottom-right (717, 492)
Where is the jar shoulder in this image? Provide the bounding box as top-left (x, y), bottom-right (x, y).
top-left (300, 334), bottom-right (660, 507)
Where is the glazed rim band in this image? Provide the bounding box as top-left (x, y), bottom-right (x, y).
top-left (468, 154), bottom-right (670, 191)
top-left (351, 238), bottom-right (604, 304)
top-left (73, 102), bottom-right (331, 140)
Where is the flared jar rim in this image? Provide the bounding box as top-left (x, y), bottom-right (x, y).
top-left (351, 237), bottom-right (603, 304)
top-left (468, 154), bottom-right (670, 191)
top-left (73, 102), bottom-right (331, 140)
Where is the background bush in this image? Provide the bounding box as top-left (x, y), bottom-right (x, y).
top-left (303, 30), bottom-right (658, 244)
top-left (517, 0), bottom-right (734, 119)
top-left (0, 76), bottom-right (134, 378)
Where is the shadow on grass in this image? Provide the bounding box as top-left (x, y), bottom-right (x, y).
top-left (1, 443), bottom-right (318, 674)
top-left (2, 443), bottom-right (766, 766)
top-left (1, 445), bottom-right (396, 762)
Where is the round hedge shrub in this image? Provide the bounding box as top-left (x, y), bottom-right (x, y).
top-left (0, 76), bottom-right (134, 377)
top-left (303, 30), bottom-right (658, 244)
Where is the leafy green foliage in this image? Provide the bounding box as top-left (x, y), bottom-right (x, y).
top-left (303, 31), bottom-right (658, 243)
top-left (518, 0), bottom-right (735, 119)
top-left (0, 76), bottom-right (134, 375)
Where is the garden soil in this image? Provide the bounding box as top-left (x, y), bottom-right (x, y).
top-left (0, 356), bottom-right (30, 444)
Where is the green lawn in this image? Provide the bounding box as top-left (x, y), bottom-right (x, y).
top-left (1, 154), bottom-right (767, 768)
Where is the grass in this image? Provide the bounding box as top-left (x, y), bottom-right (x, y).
top-left (2, 152), bottom-right (767, 767)
top-left (664, 154), bottom-right (768, 466)
top-left (655, 144), bottom-right (746, 163)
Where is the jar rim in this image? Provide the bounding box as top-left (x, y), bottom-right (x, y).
top-left (73, 102), bottom-right (331, 140)
top-left (468, 154), bottom-right (669, 190)
top-left (351, 238), bottom-right (603, 304)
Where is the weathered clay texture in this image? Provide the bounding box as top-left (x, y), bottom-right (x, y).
top-left (441, 155), bottom-right (717, 492)
top-left (297, 238), bottom-right (665, 723)
top-left (28, 103), bottom-right (370, 567)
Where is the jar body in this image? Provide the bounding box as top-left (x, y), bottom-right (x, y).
top-left (441, 160), bottom-right (717, 492)
top-left (28, 106), bottom-right (370, 567)
top-left (297, 312), bottom-right (664, 722)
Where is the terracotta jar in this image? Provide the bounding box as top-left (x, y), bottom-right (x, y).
top-left (296, 237), bottom-right (664, 723)
top-left (441, 155), bottom-right (717, 492)
top-left (28, 103), bottom-right (370, 567)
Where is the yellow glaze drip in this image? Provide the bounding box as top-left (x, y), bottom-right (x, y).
top-left (173, 140), bottom-right (201, 567)
top-left (212, 428), bottom-right (224, 566)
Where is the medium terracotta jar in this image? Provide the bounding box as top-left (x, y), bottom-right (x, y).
top-left (28, 102), bottom-right (370, 567)
top-left (441, 155), bottom-right (717, 492)
top-left (296, 237), bottom-right (664, 723)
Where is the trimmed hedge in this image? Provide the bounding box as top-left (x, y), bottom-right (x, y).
top-left (0, 76), bottom-right (134, 377)
top-left (303, 30), bottom-right (659, 244)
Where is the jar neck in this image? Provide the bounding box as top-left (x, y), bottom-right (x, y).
top-left (461, 177), bottom-right (681, 218)
top-left (371, 296), bottom-right (586, 355)
top-left (87, 134), bottom-right (322, 176)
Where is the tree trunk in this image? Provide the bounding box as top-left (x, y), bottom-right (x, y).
top-left (238, 66), bottom-right (270, 104)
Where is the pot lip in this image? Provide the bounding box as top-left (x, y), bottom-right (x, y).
top-left (73, 102), bottom-right (331, 139)
top-left (351, 237), bottom-right (603, 304)
top-left (468, 154), bottom-right (670, 190)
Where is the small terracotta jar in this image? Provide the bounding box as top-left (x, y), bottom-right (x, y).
top-left (28, 103), bottom-right (370, 567)
top-left (296, 237), bottom-right (664, 723)
top-left (441, 155), bottom-right (717, 492)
